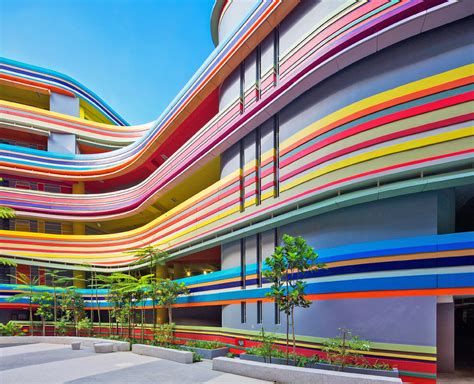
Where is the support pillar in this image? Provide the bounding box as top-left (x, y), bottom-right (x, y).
top-left (173, 263), bottom-right (186, 279)
top-left (156, 264), bottom-right (168, 324)
top-left (437, 296), bottom-right (455, 373)
top-left (73, 270), bottom-right (86, 289)
top-left (72, 182), bottom-right (86, 288)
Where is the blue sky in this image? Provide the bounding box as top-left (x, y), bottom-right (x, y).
top-left (1, 0), bottom-right (216, 124)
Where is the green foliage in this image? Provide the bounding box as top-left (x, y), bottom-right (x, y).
top-left (263, 234), bottom-right (325, 360)
top-left (154, 323), bottom-right (175, 345)
top-left (0, 206), bottom-right (15, 219)
top-left (55, 319), bottom-right (69, 336)
top-left (60, 288), bottom-right (86, 336)
top-left (77, 318), bottom-right (93, 336)
top-left (322, 328), bottom-right (370, 370)
top-left (128, 246), bottom-right (168, 274)
top-left (156, 278), bottom-right (189, 324)
top-left (185, 339), bottom-right (226, 349)
top-left (0, 321), bottom-right (25, 336)
top-left (226, 352), bottom-right (236, 358)
top-left (192, 351), bottom-right (202, 363)
top-left (249, 328), bottom-right (278, 361)
top-left (0, 258), bottom-right (17, 267)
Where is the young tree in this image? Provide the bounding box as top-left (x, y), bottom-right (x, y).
top-left (263, 234), bottom-right (325, 363)
top-left (156, 279), bottom-right (189, 325)
top-left (8, 272), bottom-right (41, 335)
top-left (60, 288), bottom-right (86, 336)
top-left (129, 246), bottom-right (168, 276)
top-left (44, 270), bottom-right (75, 336)
top-left (129, 246), bottom-right (168, 330)
top-left (32, 292), bottom-right (53, 336)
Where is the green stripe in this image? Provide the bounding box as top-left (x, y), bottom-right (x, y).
top-left (175, 325), bottom-right (436, 355)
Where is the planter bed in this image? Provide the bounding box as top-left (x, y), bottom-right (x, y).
top-left (240, 353), bottom-right (295, 366)
top-left (132, 344), bottom-right (193, 364)
top-left (0, 336), bottom-right (130, 351)
top-left (185, 346), bottom-right (229, 359)
top-left (240, 353), bottom-right (398, 378)
top-left (213, 357), bottom-right (402, 384)
top-left (310, 362), bottom-right (399, 378)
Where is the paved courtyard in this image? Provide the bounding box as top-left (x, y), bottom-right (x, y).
top-left (0, 343), bottom-right (271, 384)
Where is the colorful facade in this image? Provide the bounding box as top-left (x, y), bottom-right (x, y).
top-left (1, 1), bottom-right (473, 382)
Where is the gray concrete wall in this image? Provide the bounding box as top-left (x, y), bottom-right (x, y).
top-left (282, 192), bottom-right (439, 250)
top-left (437, 300), bottom-right (455, 372)
top-left (219, 67), bottom-right (240, 111)
top-left (50, 92), bottom-right (79, 117)
top-left (218, 0), bottom-right (257, 46)
top-left (48, 132), bottom-right (77, 154)
top-left (279, 0), bottom-right (346, 55)
top-left (223, 296), bottom-right (437, 347)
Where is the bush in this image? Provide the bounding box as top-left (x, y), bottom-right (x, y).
top-left (154, 323), bottom-right (174, 346)
top-left (0, 321), bottom-right (25, 336)
top-left (185, 339), bottom-right (226, 349)
top-left (77, 318), bottom-right (92, 336)
top-left (55, 320), bottom-right (69, 336)
top-left (322, 328), bottom-right (371, 370)
top-left (192, 351), bottom-right (202, 362)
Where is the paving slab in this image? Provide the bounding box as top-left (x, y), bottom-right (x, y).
top-left (0, 343), bottom-right (271, 384)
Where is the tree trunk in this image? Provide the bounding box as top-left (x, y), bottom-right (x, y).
top-left (168, 306), bottom-right (172, 325)
top-left (96, 280), bottom-right (101, 337)
top-left (285, 312), bottom-right (289, 364)
top-left (29, 297), bottom-right (33, 336)
top-left (152, 298), bottom-right (156, 333)
top-left (42, 317), bottom-right (46, 336)
top-left (53, 282), bottom-right (57, 336)
top-left (291, 307), bottom-right (296, 360)
top-left (141, 307), bottom-right (145, 343)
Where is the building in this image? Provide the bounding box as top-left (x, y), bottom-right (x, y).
top-left (1, 1), bottom-right (473, 382)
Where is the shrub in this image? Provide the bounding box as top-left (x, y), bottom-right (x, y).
top-left (77, 318), bottom-right (92, 336)
top-left (154, 323), bottom-right (174, 346)
top-left (55, 319), bottom-right (69, 336)
top-left (0, 321), bottom-right (25, 336)
top-left (185, 339), bottom-right (226, 349)
top-left (192, 352), bottom-right (202, 362)
top-left (322, 328), bottom-right (370, 370)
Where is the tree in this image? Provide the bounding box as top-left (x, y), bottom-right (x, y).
top-left (0, 206), bottom-right (15, 219)
top-left (60, 288), bottom-right (86, 336)
top-left (129, 246), bottom-right (168, 331)
top-left (156, 278), bottom-right (189, 325)
top-left (115, 273), bottom-right (154, 342)
top-left (7, 272), bottom-right (41, 335)
top-left (129, 246), bottom-right (168, 276)
top-left (263, 234), bottom-right (325, 363)
top-left (32, 292), bottom-right (53, 336)
top-left (44, 270), bottom-right (75, 336)
top-left (322, 328), bottom-right (370, 370)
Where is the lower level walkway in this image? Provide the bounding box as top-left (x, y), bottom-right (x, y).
top-left (0, 343), bottom-right (271, 384)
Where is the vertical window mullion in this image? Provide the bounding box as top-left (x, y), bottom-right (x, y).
top-left (274, 26), bottom-right (280, 86)
top-left (240, 62), bottom-right (245, 113)
top-left (256, 126), bottom-right (261, 206)
top-left (240, 141), bottom-right (245, 212)
top-left (241, 301), bottom-right (247, 323)
top-left (256, 44), bottom-right (261, 101)
top-left (241, 238), bottom-right (246, 289)
top-left (257, 233), bottom-right (262, 287)
top-left (274, 114), bottom-right (280, 198)
top-left (257, 301), bottom-right (263, 324)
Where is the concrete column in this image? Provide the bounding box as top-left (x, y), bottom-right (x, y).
top-left (73, 270), bottom-right (86, 289)
top-left (156, 264), bottom-right (169, 324)
top-left (437, 296), bottom-right (455, 373)
top-left (72, 182), bottom-right (86, 288)
top-left (173, 263), bottom-right (186, 279)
